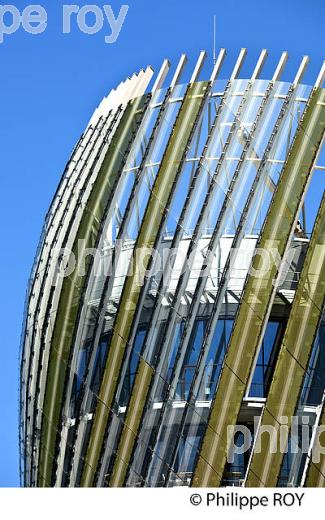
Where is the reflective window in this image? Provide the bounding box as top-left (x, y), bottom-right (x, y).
top-left (119, 328), bottom-right (147, 406)
top-left (222, 428), bottom-right (252, 486)
top-left (249, 321), bottom-right (285, 398)
top-left (301, 323), bottom-right (325, 406)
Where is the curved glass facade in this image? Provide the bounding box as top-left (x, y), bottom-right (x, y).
top-left (20, 54), bottom-right (325, 488)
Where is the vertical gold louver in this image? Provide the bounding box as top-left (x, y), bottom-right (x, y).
top-left (246, 192), bottom-right (325, 486)
top-left (192, 88), bottom-right (325, 487)
top-left (38, 96), bottom-right (148, 487)
top-left (305, 401), bottom-right (325, 486)
top-left (81, 81), bottom-right (209, 487)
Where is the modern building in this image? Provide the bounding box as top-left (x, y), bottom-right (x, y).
top-left (20, 49), bottom-right (325, 488)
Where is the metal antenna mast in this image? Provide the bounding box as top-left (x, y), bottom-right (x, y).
top-left (213, 15), bottom-right (216, 65)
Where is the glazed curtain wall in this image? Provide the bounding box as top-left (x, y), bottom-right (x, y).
top-left (20, 78), bottom-right (325, 488)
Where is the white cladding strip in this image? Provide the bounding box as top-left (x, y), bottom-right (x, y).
top-left (26, 69), bottom-right (152, 485)
top-left (315, 61), bottom-right (325, 89)
top-left (170, 54), bottom-right (188, 91)
top-left (152, 59), bottom-right (171, 94)
top-left (293, 55), bottom-right (310, 87)
top-left (88, 67), bottom-right (154, 128)
top-left (230, 48), bottom-right (247, 80)
top-left (251, 49), bottom-right (268, 81)
top-left (210, 48), bottom-right (227, 83)
top-left (190, 51), bottom-right (207, 84)
top-left (272, 52), bottom-right (289, 82)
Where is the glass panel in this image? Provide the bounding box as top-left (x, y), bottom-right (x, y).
top-left (301, 324), bottom-right (325, 406)
top-left (249, 321), bottom-right (285, 398)
top-left (306, 400), bottom-right (325, 486)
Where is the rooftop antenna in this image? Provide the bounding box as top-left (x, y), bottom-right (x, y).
top-left (213, 15), bottom-right (217, 65)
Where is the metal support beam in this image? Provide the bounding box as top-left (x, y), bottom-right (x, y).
top-left (170, 54), bottom-right (188, 91)
top-left (210, 48), bottom-right (227, 83)
top-left (315, 61), bottom-right (325, 89)
top-left (293, 55), bottom-right (310, 87)
top-left (152, 59), bottom-right (171, 94)
top-left (272, 51), bottom-right (289, 82)
top-left (230, 48), bottom-right (247, 80)
top-left (190, 51), bottom-right (207, 84)
top-left (251, 49), bottom-right (268, 81)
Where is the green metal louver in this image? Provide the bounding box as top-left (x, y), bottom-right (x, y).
top-left (306, 400), bottom-right (325, 486)
top-left (246, 192), bottom-right (325, 486)
top-left (192, 87), bottom-right (325, 487)
top-left (38, 96), bottom-right (148, 486)
top-left (81, 81), bottom-right (209, 487)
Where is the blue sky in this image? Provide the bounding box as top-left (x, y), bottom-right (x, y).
top-left (0, 0), bottom-right (324, 487)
